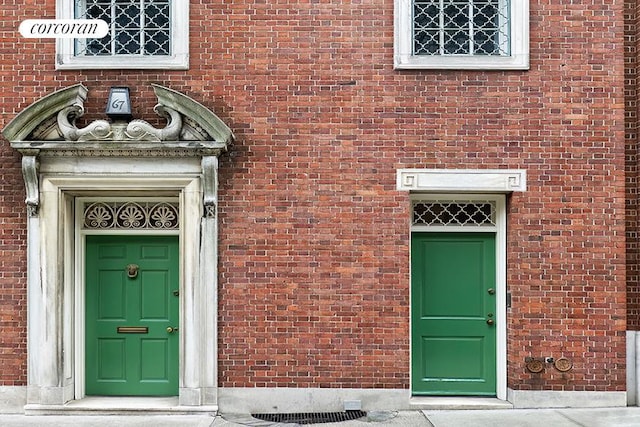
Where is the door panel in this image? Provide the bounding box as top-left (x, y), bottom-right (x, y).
top-left (86, 235), bottom-right (179, 396)
top-left (140, 270), bottom-right (170, 319)
top-left (411, 232), bottom-right (496, 395)
top-left (140, 339), bottom-right (170, 380)
top-left (97, 339), bottom-right (126, 381)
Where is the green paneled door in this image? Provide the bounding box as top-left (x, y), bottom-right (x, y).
top-left (411, 232), bottom-right (496, 395)
top-left (86, 235), bottom-right (179, 396)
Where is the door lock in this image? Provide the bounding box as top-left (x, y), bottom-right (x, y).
top-left (486, 313), bottom-right (494, 326)
top-left (166, 326), bottom-right (179, 334)
top-left (487, 288), bottom-right (495, 295)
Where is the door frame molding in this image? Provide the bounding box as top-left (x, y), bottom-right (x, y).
top-left (24, 170), bottom-right (219, 410)
top-left (76, 197), bottom-right (181, 398)
top-left (409, 193), bottom-right (507, 400)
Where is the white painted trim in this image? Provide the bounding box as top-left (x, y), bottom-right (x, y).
top-left (409, 194), bottom-right (507, 401)
top-left (394, 0), bottom-right (529, 70)
top-left (507, 389), bottom-right (627, 408)
top-left (495, 195), bottom-right (507, 401)
top-left (73, 197), bottom-right (180, 400)
top-left (398, 169), bottom-right (526, 193)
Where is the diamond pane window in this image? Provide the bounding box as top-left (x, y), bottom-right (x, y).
top-left (394, 0), bottom-right (528, 69)
top-left (75, 0), bottom-right (170, 57)
top-left (413, 0), bottom-right (509, 56)
top-left (56, 0), bottom-right (187, 69)
top-left (412, 201), bottom-right (496, 227)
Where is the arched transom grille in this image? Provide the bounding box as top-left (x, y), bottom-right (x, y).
top-left (83, 201), bottom-right (179, 230)
top-left (412, 200), bottom-right (496, 227)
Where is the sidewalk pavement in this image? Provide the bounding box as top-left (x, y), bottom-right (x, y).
top-left (2, 407), bottom-right (640, 426)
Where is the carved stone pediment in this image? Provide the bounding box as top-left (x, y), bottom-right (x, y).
top-left (3, 83), bottom-right (233, 152)
top-left (2, 84), bottom-right (234, 216)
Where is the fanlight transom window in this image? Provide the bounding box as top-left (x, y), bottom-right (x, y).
top-left (83, 201), bottom-right (179, 230)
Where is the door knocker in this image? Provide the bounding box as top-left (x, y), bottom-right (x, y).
top-left (126, 264), bottom-right (139, 279)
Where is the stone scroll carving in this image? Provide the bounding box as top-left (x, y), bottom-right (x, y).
top-left (125, 106), bottom-right (182, 141)
top-left (57, 103), bottom-right (182, 142)
top-left (202, 156), bottom-right (218, 219)
top-left (57, 105), bottom-right (112, 141)
top-left (21, 154), bottom-right (39, 217)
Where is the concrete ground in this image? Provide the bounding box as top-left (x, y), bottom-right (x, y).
top-left (422, 407), bottom-right (640, 426)
top-left (2, 408), bottom-right (640, 426)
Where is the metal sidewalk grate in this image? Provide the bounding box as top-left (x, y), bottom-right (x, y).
top-left (252, 410), bottom-right (367, 424)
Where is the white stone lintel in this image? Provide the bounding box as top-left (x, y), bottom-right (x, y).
top-left (397, 169), bottom-right (526, 193)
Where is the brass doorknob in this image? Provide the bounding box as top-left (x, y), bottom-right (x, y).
top-left (166, 326), bottom-right (178, 333)
top-left (486, 319), bottom-right (495, 326)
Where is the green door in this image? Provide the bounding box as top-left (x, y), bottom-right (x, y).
top-left (85, 235), bottom-right (179, 396)
top-left (411, 232), bottom-right (496, 395)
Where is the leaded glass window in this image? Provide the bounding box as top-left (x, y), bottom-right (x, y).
top-left (413, 0), bottom-right (510, 56)
top-left (394, 0), bottom-right (527, 69)
top-left (412, 201), bottom-right (496, 227)
top-left (75, 0), bottom-right (171, 57)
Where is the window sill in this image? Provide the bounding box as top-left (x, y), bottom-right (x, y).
top-left (394, 53), bottom-right (529, 71)
top-left (55, 54), bottom-right (189, 70)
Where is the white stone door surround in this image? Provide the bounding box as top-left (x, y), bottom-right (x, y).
top-left (397, 168), bottom-right (526, 403)
top-left (2, 84), bottom-right (233, 413)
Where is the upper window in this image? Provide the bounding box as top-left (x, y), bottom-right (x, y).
top-left (394, 0), bottom-right (528, 70)
top-left (56, 0), bottom-right (188, 70)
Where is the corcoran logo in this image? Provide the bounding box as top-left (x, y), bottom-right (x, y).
top-left (19, 19), bottom-right (108, 39)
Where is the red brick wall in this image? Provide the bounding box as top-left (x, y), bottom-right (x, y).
top-left (0, 0), bottom-right (629, 392)
top-left (0, 146), bottom-right (27, 386)
top-left (627, 0), bottom-right (640, 330)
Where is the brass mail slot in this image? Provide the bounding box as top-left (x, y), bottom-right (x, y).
top-left (117, 326), bottom-right (148, 334)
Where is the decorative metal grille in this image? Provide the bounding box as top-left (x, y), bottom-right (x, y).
top-left (413, 0), bottom-right (510, 56)
top-left (83, 201), bottom-right (179, 229)
top-left (75, 0), bottom-right (171, 57)
top-left (413, 201), bottom-right (496, 227)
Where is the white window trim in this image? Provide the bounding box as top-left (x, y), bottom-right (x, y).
top-left (394, 0), bottom-right (529, 70)
top-left (55, 0), bottom-right (189, 70)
